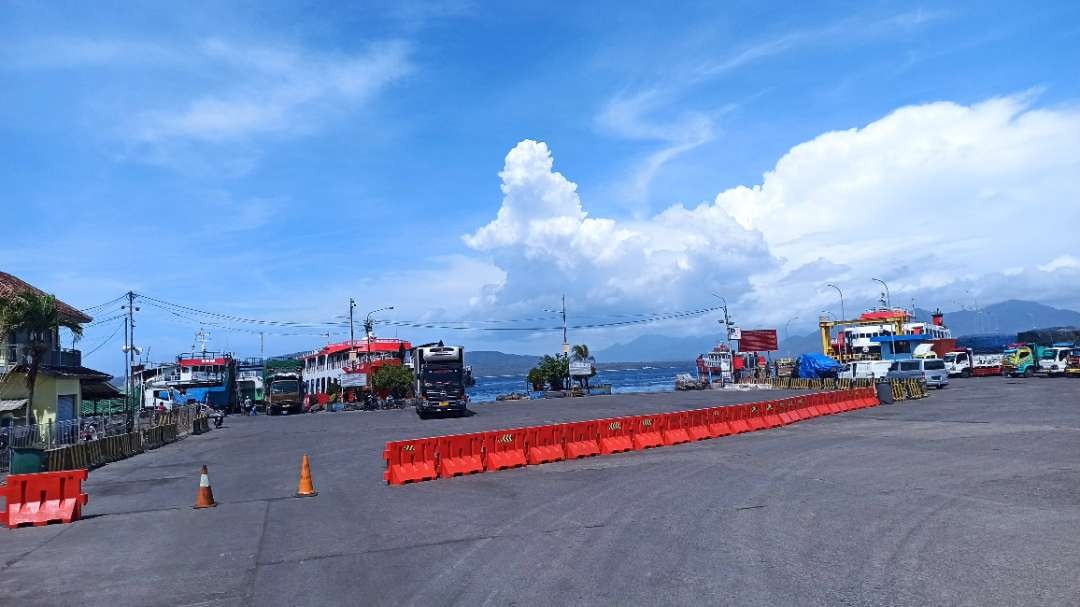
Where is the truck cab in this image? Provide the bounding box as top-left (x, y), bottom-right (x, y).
top-left (1067, 348), bottom-right (1080, 377)
top-left (413, 344), bottom-right (469, 418)
top-left (1003, 345), bottom-right (1037, 377)
top-left (944, 350), bottom-right (972, 377)
top-left (267, 373), bottom-right (303, 415)
top-left (1038, 346), bottom-right (1072, 377)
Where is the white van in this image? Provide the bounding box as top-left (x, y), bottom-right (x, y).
top-left (839, 360), bottom-right (893, 380)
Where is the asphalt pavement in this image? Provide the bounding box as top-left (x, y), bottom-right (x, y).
top-left (2, 378), bottom-right (1079, 606)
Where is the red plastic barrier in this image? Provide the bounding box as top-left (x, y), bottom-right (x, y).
top-left (810, 393), bottom-right (829, 417)
top-left (685, 409), bottom-right (713, 441)
top-left (791, 396), bottom-right (810, 421)
top-left (384, 438), bottom-right (439, 485)
top-left (631, 415), bottom-right (665, 449)
top-left (706, 406), bottom-right (734, 437)
top-left (526, 424), bottom-right (567, 465)
top-left (778, 398), bottom-right (795, 425)
top-left (745, 403), bottom-right (768, 431)
top-left (437, 433), bottom-right (485, 479)
top-left (827, 392), bottom-right (844, 414)
top-left (564, 421), bottom-right (601, 459)
top-left (862, 386), bottom-right (879, 408)
top-left (484, 429), bottom-right (528, 471)
top-left (597, 418), bottom-right (635, 454)
top-left (762, 402), bottom-right (784, 428)
top-left (660, 412), bottom-right (692, 446)
top-left (3, 469), bottom-right (89, 528)
top-left (841, 390), bottom-right (858, 411)
top-left (727, 405), bottom-right (752, 434)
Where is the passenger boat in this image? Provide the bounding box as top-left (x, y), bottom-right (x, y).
top-left (696, 344), bottom-right (733, 384)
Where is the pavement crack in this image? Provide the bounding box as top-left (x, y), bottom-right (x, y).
top-left (256, 523), bottom-right (610, 568)
top-left (0, 525), bottom-right (71, 573)
top-left (240, 499), bottom-right (272, 607)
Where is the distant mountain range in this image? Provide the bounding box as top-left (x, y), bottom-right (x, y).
top-left (465, 300), bottom-right (1080, 372)
top-left (465, 351), bottom-right (541, 376)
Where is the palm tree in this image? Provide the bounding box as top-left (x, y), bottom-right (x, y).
top-left (0, 292), bottom-right (83, 425)
top-left (570, 344), bottom-right (596, 389)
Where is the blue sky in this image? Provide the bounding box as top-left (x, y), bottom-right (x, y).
top-left (3, 1), bottom-right (1080, 374)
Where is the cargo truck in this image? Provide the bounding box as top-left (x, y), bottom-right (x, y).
top-left (944, 349), bottom-right (1004, 377)
top-left (1037, 345), bottom-right (1073, 377)
top-left (1002, 344), bottom-right (1042, 377)
top-left (266, 372), bottom-right (304, 415)
top-left (1067, 348), bottom-right (1080, 377)
top-left (412, 344), bottom-right (469, 418)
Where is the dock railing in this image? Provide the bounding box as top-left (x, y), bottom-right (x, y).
top-left (2, 404), bottom-right (207, 475)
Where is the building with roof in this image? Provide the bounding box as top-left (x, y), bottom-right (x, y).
top-left (0, 271), bottom-right (120, 426)
top-left (301, 338), bottom-right (412, 398)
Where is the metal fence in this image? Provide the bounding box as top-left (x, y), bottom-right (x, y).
top-left (1, 405), bottom-right (204, 474)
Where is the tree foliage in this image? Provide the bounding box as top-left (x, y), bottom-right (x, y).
top-left (372, 364), bottom-right (414, 399)
top-left (528, 354), bottom-right (568, 391)
top-left (0, 292), bottom-right (83, 425)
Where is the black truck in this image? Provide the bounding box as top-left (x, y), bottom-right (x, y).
top-left (412, 344), bottom-right (469, 418)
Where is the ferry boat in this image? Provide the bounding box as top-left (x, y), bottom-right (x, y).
top-left (832, 308), bottom-right (954, 360)
top-left (136, 331), bottom-right (237, 410)
top-left (301, 337), bottom-right (413, 400)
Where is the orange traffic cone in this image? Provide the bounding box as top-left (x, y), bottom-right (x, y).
top-left (295, 454), bottom-right (318, 498)
top-left (194, 465), bottom-right (217, 508)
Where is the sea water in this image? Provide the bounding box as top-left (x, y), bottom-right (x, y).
top-left (467, 362), bottom-right (699, 403)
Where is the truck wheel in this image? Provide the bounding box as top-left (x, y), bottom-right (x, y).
top-left (961, 369), bottom-right (971, 378)
top-left (1023, 368), bottom-right (1034, 378)
top-left (417, 409), bottom-right (428, 420)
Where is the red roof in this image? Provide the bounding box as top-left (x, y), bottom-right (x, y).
top-left (0, 271), bottom-right (92, 324)
top-left (303, 338), bottom-right (413, 360)
top-left (858, 309), bottom-right (909, 322)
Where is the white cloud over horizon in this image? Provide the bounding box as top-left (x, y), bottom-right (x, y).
top-left (464, 95), bottom-right (1080, 332)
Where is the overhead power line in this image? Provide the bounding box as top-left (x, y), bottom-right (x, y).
top-left (82, 320), bottom-right (125, 356)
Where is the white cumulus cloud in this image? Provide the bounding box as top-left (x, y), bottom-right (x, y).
top-left (465, 95), bottom-right (1080, 330)
top-left (464, 140), bottom-right (771, 315)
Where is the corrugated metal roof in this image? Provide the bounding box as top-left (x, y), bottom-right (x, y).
top-left (0, 398), bottom-right (28, 412)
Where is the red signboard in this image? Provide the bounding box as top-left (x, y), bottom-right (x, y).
top-left (738, 329), bottom-right (778, 352)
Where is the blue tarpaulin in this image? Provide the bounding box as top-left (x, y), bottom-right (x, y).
top-left (797, 353), bottom-right (842, 378)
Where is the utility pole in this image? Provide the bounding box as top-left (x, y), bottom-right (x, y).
top-left (561, 294), bottom-right (569, 391)
top-left (259, 332), bottom-right (265, 359)
top-left (121, 291), bottom-right (139, 417)
top-left (561, 294), bottom-right (568, 356)
top-left (349, 298), bottom-right (356, 345)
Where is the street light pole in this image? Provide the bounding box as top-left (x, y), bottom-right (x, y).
top-left (825, 283), bottom-right (845, 321)
top-left (364, 306), bottom-right (394, 388)
top-left (785, 316), bottom-right (799, 343)
top-left (871, 277), bottom-right (891, 309)
top-left (711, 293), bottom-right (732, 350)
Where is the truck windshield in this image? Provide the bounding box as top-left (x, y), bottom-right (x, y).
top-left (944, 354), bottom-right (956, 362)
top-left (424, 367), bottom-right (462, 385)
top-left (271, 380), bottom-right (299, 395)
